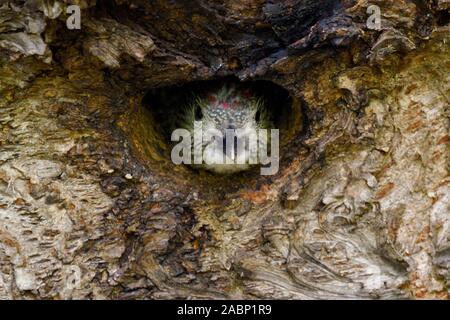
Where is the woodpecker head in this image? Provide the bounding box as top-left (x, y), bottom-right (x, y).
top-left (179, 84), bottom-right (271, 174)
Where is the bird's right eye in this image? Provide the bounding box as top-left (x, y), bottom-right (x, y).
top-left (195, 106), bottom-right (203, 120)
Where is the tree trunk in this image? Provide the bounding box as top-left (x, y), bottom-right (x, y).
top-left (0, 0), bottom-right (449, 299)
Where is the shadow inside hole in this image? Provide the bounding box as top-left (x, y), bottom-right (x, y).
top-left (143, 76), bottom-right (298, 146)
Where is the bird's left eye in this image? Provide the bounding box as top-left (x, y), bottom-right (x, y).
top-left (195, 106), bottom-right (203, 120)
top-left (255, 110), bottom-right (261, 122)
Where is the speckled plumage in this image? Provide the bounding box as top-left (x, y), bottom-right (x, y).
top-left (178, 84), bottom-right (271, 174)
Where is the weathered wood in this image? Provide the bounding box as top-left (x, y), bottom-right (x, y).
top-left (0, 0), bottom-right (449, 299)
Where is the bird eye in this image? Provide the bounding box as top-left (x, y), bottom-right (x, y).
top-left (255, 110), bottom-right (261, 122)
top-left (195, 106), bottom-right (203, 120)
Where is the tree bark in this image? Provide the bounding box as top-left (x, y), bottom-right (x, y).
top-left (0, 0), bottom-right (449, 299)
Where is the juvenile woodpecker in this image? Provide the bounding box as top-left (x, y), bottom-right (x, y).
top-left (177, 84), bottom-right (271, 174)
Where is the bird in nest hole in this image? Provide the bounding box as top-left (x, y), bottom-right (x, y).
top-left (175, 83), bottom-right (273, 174)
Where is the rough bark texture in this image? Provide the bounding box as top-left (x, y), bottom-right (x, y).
top-left (0, 0), bottom-right (449, 299)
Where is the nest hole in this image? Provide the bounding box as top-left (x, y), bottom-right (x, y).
top-left (126, 77), bottom-right (305, 194)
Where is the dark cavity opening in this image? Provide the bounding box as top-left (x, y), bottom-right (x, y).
top-left (136, 76), bottom-right (303, 189)
top-left (142, 76), bottom-right (295, 142)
